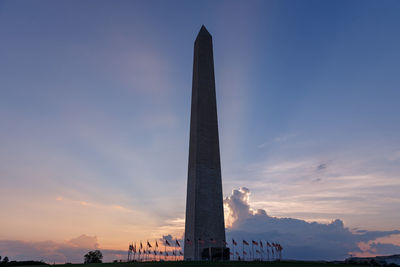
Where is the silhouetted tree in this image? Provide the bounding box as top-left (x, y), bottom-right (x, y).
top-left (2, 257), bottom-right (9, 264)
top-left (84, 250), bottom-right (102, 264)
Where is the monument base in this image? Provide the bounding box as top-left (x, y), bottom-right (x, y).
top-left (201, 247), bottom-right (230, 261)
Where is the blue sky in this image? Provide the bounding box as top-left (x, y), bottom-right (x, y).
top-left (1, 0), bottom-right (400, 262)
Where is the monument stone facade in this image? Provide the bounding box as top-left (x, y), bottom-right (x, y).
top-left (184, 26), bottom-right (227, 261)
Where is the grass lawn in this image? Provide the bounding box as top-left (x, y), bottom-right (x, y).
top-left (18, 261), bottom-right (360, 267)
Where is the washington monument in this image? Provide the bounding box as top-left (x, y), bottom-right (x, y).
top-left (184, 26), bottom-right (226, 260)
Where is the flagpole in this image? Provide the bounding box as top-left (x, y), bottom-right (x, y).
top-left (232, 241), bottom-right (234, 261)
top-left (269, 246), bottom-right (270, 261)
top-left (197, 239), bottom-right (199, 260)
top-left (252, 243), bottom-right (254, 261)
top-left (221, 240), bottom-right (223, 261)
top-left (242, 241), bottom-right (244, 261)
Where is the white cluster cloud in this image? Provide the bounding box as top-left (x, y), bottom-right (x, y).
top-left (224, 187), bottom-right (400, 260)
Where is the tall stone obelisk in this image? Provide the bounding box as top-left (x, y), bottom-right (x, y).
top-left (184, 26), bottom-right (226, 260)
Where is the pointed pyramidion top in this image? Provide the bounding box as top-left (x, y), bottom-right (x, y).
top-left (197, 25), bottom-right (212, 38)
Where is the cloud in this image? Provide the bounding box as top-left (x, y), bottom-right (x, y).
top-left (388, 150), bottom-right (400, 162)
top-left (161, 234), bottom-right (183, 244)
top-left (273, 133), bottom-right (298, 143)
top-left (369, 242), bottom-right (400, 255)
top-left (258, 133), bottom-right (298, 148)
top-left (224, 188), bottom-right (400, 260)
top-left (316, 163), bottom-right (327, 171)
top-left (234, 155), bottom-right (400, 229)
top-left (356, 234), bottom-right (400, 257)
top-left (154, 217), bottom-right (185, 240)
top-left (67, 235), bottom-right (99, 249)
top-left (0, 235), bottom-right (126, 264)
top-left (161, 234), bottom-right (174, 243)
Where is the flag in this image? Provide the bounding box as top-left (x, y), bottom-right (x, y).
top-left (243, 240), bottom-right (249, 245)
top-left (198, 238), bottom-right (205, 245)
top-left (232, 239), bottom-right (237, 246)
top-left (176, 240), bottom-right (181, 247)
top-left (252, 240), bottom-right (258, 246)
top-left (165, 240), bottom-right (171, 246)
top-left (147, 241), bottom-right (152, 248)
top-left (186, 238), bottom-right (193, 245)
top-left (210, 238), bottom-right (217, 244)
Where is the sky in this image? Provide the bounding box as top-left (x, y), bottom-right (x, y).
top-left (1, 0), bottom-right (400, 263)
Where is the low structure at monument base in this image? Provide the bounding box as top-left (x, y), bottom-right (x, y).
top-left (200, 247), bottom-right (230, 261)
top-left (345, 254), bottom-right (400, 266)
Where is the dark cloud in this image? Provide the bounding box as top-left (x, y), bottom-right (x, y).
top-left (224, 188), bottom-right (400, 260)
top-left (0, 235), bottom-right (126, 264)
top-left (369, 242), bottom-right (400, 255)
top-left (159, 234), bottom-right (183, 248)
top-left (316, 163), bottom-right (327, 171)
top-left (161, 234), bottom-right (173, 243)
